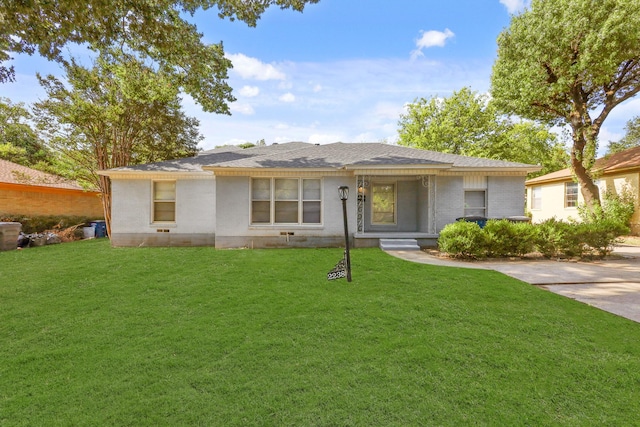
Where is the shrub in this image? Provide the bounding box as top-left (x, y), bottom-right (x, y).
top-left (484, 219), bottom-right (535, 257)
top-left (535, 218), bottom-right (583, 258)
top-left (533, 217), bottom-right (628, 259)
top-left (0, 214), bottom-right (98, 234)
top-left (579, 219), bottom-right (629, 258)
top-left (438, 221), bottom-right (486, 258)
top-left (579, 187), bottom-right (636, 228)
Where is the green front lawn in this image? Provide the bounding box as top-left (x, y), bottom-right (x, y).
top-left (1, 240), bottom-right (639, 426)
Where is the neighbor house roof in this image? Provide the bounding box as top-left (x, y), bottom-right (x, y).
top-left (526, 145), bottom-right (640, 185)
top-left (101, 142), bottom-right (540, 175)
top-left (0, 159), bottom-right (85, 191)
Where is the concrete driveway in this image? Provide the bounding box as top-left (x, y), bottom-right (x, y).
top-left (387, 246), bottom-right (640, 323)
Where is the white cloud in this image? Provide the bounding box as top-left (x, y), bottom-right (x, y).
top-left (411, 28), bottom-right (455, 60)
top-left (416, 28), bottom-right (455, 49)
top-left (312, 84), bottom-right (322, 93)
top-left (279, 92), bottom-right (296, 103)
top-left (239, 85), bottom-right (260, 97)
top-left (499, 0), bottom-right (530, 14)
top-left (226, 53), bottom-right (286, 81)
top-left (230, 103), bottom-right (255, 115)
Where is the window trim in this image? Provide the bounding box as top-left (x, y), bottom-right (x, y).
top-left (152, 180), bottom-right (177, 223)
top-left (371, 181), bottom-right (397, 225)
top-left (531, 186), bottom-right (542, 210)
top-left (564, 182), bottom-right (578, 208)
top-left (250, 177), bottom-right (323, 226)
top-left (464, 189), bottom-right (487, 217)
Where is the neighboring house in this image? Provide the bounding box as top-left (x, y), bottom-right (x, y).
top-left (526, 145), bottom-right (640, 234)
top-left (99, 142), bottom-right (540, 248)
top-left (0, 159), bottom-right (103, 218)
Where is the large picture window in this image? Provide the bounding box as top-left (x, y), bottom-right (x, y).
top-left (251, 178), bottom-right (322, 225)
top-left (565, 182), bottom-right (578, 208)
top-left (153, 181), bottom-right (176, 222)
top-left (372, 183), bottom-right (396, 224)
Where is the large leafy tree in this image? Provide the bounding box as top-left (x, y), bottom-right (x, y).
top-left (34, 51), bottom-right (203, 234)
top-left (0, 98), bottom-right (49, 167)
top-left (607, 116), bottom-right (640, 155)
top-left (397, 87), bottom-right (568, 177)
top-left (491, 0), bottom-right (640, 209)
top-left (1, 0), bottom-right (319, 112)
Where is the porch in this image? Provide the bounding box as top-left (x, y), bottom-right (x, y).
top-left (352, 174), bottom-right (438, 248)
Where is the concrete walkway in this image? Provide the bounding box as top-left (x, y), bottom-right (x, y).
top-left (385, 246), bottom-right (640, 323)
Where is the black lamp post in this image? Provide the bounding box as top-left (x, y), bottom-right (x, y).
top-left (338, 186), bottom-right (352, 282)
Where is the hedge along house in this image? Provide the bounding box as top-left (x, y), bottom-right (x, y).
top-left (99, 142), bottom-right (540, 248)
top-left (526, 145), bottom-right (640, 234)
top-left (0, 159), bottom-right (103, 218)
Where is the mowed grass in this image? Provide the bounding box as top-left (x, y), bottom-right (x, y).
top-left (1, 240), bottom-right (640, 426)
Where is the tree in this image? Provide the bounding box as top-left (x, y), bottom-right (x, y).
top-left (1, 0), bottom-right (319, 112)
top-left (238, 138), bottom-right (267, 149)
top-left (34, 51), bottom-right (203, 234)
top-left (0, 98), bottom-right (49, 167)
top-left (491, 0), bottom-right (640, 210)
top-left (607, 116), bottom-right (640, 155)
top-left (397, 87), bottom-right (568, 177)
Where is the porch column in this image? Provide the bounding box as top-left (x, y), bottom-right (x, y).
top-left (422, 175), bottom-right (437, 234)
top-left (356, 175), bottom-right (366, 233)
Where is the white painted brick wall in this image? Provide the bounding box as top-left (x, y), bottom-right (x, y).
top-left (487, 176), bottom-right (526, 218)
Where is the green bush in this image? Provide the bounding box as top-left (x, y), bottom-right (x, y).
top-left (484, 219), bottom-right (536, 257)
top-left (533, 217), bottom-right (627, 259)
top-left (579, 188), bottom-right (636, 228)
top-left (439, 214), bottom-right (629, 260)
top-left (533, 218), bottom-right (573, 258)
top-left (579, 219), bottom-right (629, 258)
top-left (438, 221), bottom-right (486, 258)
top-left (0, 214), bottom-right (98, 234)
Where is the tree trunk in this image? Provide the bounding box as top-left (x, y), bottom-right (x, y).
top-left (570, 151), bottom-right (600, 209)
top-left (569, 120), bottom-right (601, 211)
top-left (99, 174), bottom-right (112, 238)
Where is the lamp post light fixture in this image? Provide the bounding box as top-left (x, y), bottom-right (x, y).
top-left (338, 186), bottom-right (352, 282)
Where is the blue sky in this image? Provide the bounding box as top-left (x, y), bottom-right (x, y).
top-left (3, 0), bottom-right (639, 151)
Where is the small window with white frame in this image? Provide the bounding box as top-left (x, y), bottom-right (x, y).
top-left (531, 186), bottom-right (542, 210)
top-left (565, 182), bottom-right (578, 208)
top-left (464, 190), bottom-right (486, 217)
top-left (153, 181), bottom-right (176, 222)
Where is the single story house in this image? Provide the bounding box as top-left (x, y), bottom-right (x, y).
top-left (525, 145), bottom-right (640, 234)
top-left (0, 159), bottom-right (103, 218)
top-left (99, 142), bottom-right (540, 248)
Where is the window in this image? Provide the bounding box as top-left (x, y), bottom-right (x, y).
top-left (464, 190), bottom-right (486, 216)
top-left (565, 182), bottom-right (578, 208)
top-left (372, 183), bottom-right (396, 224)
top-left (251, 178), bottom-right (322, 225)
top-left (153, 181), bottom-right (176, 222)
top-left (531, 186), bottom-right (542, 210)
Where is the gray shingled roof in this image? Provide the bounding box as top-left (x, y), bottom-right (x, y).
top-left (105, 142), bottom-right (537, 173)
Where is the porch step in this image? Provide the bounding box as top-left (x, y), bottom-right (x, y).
top-left (379, 238), bottom-right (420, 251)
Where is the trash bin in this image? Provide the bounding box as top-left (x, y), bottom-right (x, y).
top-left (506, 216), bottom-right (531, 223)
top-left (91, 220), bottom-right (107, 238)
top-left (456, 215), bottom-right (487, 228)
top-left (83, 225), bottom-right (95, 239)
